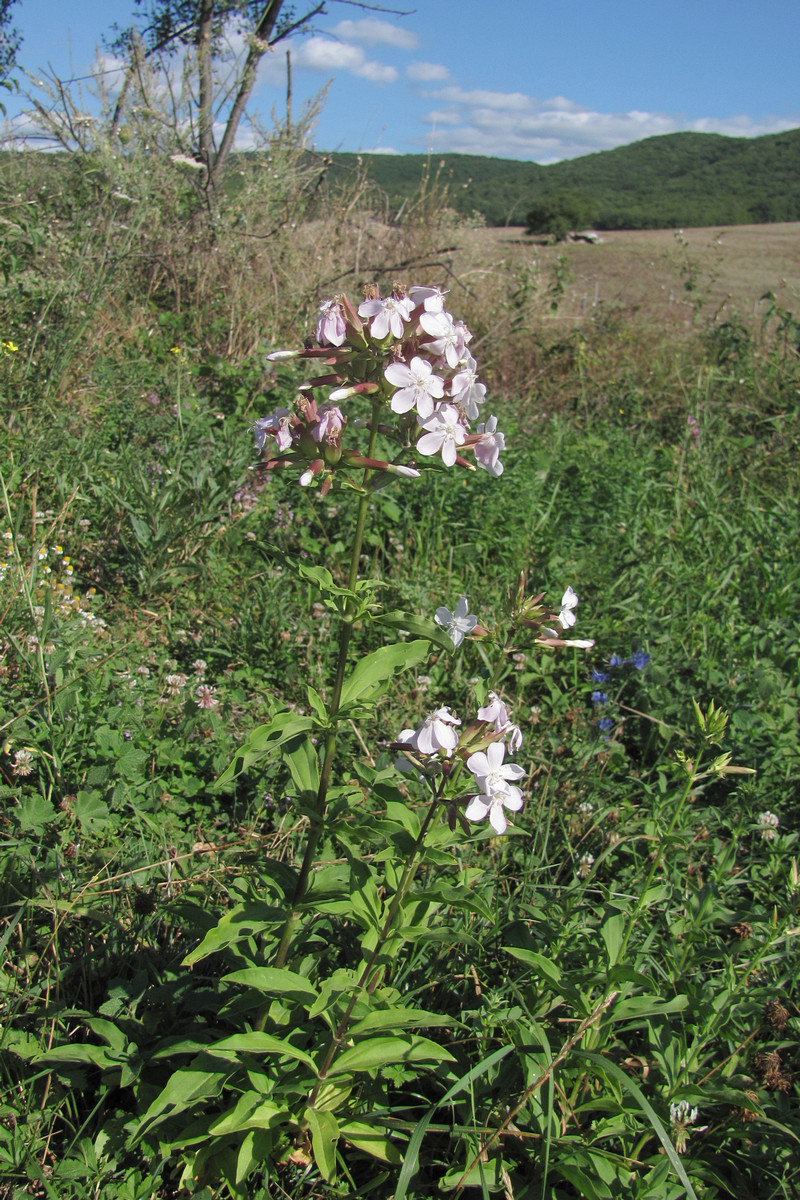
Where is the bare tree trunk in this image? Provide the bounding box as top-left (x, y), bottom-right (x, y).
top-left (285, 48), bottom-right (292, 140)
top-left (197, 0), bottom-right (216, 169)
top-left (208, 0), bottom-right (324, 191)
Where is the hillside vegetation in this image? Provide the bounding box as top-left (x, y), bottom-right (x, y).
top-left (325, 128), bottom-right (800, 229)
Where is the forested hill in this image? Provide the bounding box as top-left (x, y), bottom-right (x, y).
top-left (324, 128), bottom-right (800, 229)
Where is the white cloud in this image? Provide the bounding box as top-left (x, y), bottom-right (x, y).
top-left (289, 36), bottom-right (397, 84)
top-left (423, 107), bottom-right (462, 127)
top-left (93, 53), bottom-right (129, 96)
top-left (419, 88), bottom-right (800, 160)
top-left (406, 61), bottom-right (451, 83)
top-left (431, 86), bottom-right (534, 113)
top-left (329, 19), bottom-right (418, 50)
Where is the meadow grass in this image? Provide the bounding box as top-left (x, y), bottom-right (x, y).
top-left (0, 146), bottom-right (799, 1198)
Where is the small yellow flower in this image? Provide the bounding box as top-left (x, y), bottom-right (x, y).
top-left (169, 346), bottom-right (182, 356)
top-left (2, 340), bottom-right (19, 353)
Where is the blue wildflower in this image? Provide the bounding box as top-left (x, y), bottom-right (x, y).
top-left (628, 650), bottom-right (650, 670)
top-left (591, 691), bottom-right (608, 704)
top-left (592, 669), bottom-right (609, 683)
top-left (609, 654), bottom-right (624, 668)
top-left (598, 717), bottom-right (613, 732)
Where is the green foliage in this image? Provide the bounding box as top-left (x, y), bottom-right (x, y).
top-left (0, 0), bottom-right (21, 83)
top-left (525, 188), bottom-right (596, 240)
top-left (328, 127), bottom-right (800, 229)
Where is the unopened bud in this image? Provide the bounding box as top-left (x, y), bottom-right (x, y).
top-left (328, 381), bottom-right (379, 403)
top-left (266, 349), bottom-right (299, 361)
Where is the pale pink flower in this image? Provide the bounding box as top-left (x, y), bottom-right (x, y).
top-left (559, 587), bottom-right (579, 630)
top-left (408, 285), bottom-right (447, 313)
top-left (416, 403), bottom-right (467, 467)
top-left (384, 356), bottom-right (445, 419)
top-left (253, 409), bottom-right (293, 454)
top-left (465, 743), bottom-right (525, 834)
top-left (358, 295), bottom-right (414, 340)
top-left (415, 706), bottom-right (461, 756)
top-left (472, 416), bottom-right (505, 477)
top-left (450, 358), bottom-right (486, 420)
top-left (477, 692), bottom-right (523, 752)
top-left (311, 404), bottom-right (345, 443)
top-left (394, 728), bottom-right (418, 773)
top-left (316, 298), bottom-right (347, 347)
top-left (195, 684), bottom-right (219, 710)
top-left (419, 311), bottom-right (461, 368)
top-left (434, 596), bottom-right (477, 648)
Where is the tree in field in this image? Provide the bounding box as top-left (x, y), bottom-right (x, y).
top-left (0, 0), bottom-right (21, 83)
top-left (108, 1), bottom-right (407, 209)
top-left (524, 189), bottom-right (595, 242)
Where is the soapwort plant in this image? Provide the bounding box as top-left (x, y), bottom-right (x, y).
top-left (118, 284), bottom-right (596, 1191)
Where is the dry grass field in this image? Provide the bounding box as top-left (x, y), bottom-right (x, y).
top-left (448, 221), bottom-right (800, 334)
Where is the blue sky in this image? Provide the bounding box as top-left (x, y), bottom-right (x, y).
top-left (5, 0), bottom-right (800, 161)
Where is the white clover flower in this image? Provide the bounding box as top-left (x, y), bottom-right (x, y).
top-left (758, 810), bottom-right (779, 840)
top-left (577, 852), bottom-right (595, 877)
top-left (434, 596), bottom-right (477, 648)
top-left (12, 749), bottom-right (35, 777)
top-left (669, 1100), bottom-right (700, 1154)
top-left (670, 1101), bottom-right (698, 1125)
top-left (165, 673), bottom-right (188, 696)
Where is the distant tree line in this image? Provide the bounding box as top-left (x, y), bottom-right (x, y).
top-left (324, 129), bottom-right (800, 232)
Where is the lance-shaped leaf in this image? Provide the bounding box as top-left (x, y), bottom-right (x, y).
top-left (216, 712), bottom-right (315, 786)
top-left (305, 1108), bottom-right (339, 1182)
top-left (373, 609), bottom-right (456, 653)
top-left (339, 640), bottom-right (430, 710)
top-left (327, 1034), bottom-right (454, 1077)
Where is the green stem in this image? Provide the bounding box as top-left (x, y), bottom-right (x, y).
top-left (306, 790), bottom-right (441, 1108)
top-left (268, 401), bottom-right (383, 979)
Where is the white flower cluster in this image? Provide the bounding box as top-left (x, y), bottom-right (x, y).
top-left (396, 690), bottom-right (525, 836)
top-left (757, 810), bottom-right (779, 840)
top-left (254, 285), bottom-right (505, 495)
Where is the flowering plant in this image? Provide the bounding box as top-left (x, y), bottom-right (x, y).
top-left (253, 283), bottom-right (506, 495)
top-left (129, 286), bottom-right (594, 1189)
